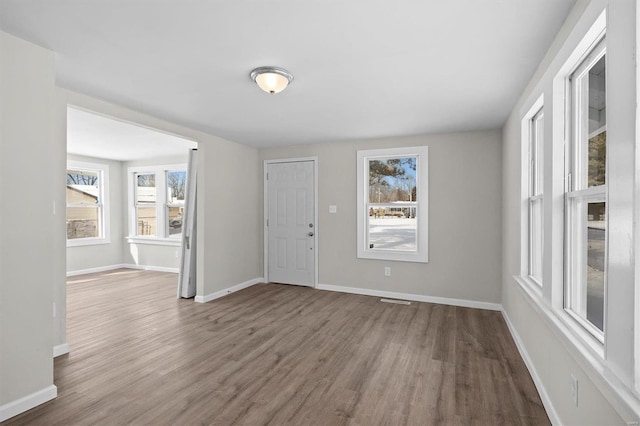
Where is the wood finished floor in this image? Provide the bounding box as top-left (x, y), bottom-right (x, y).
top-left (5, 269), bottom-right (549, 425)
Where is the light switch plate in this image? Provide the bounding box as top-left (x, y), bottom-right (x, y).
top-left (329, 205), bottom-right (337, 213)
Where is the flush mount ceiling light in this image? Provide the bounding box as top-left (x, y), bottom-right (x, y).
top-left (250, 66), bottom-right (293, 94)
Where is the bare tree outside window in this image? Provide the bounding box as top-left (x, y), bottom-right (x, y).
top-left (67, 170), bottom-right (99, 186)
top-left (167, 171), bottom-right (187, 237)
top-left (167, 171), bottom-right (186, 203)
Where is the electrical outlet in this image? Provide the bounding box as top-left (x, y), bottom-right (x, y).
top-left (53, 302), bottom-right (56, 318)
top-left (570, 374), bottom-right (578, 407)
top-left (384, 266), bottom-right (391, 277)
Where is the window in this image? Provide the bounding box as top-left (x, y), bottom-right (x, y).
top-left (357, 146), bottom-right (428, 263)
top-left (129, 165), bottom-right (187, 241)
top-left (66, 161), bottom-right (109, 246)
top-left (528, 105), bottom-right (544, 285)
top-left (565, 37), bottom-right (606, 338)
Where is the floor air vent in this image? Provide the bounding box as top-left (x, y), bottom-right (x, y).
top-left (380, 298), bottom-right (411, 305)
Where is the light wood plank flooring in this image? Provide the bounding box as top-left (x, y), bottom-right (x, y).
top-left (5, 269), bottom-right (549, 425)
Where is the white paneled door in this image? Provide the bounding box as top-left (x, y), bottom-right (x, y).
top-left (267, 160), bottom-right (315, 286)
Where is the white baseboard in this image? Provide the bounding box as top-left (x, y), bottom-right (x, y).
top-left (195, 278), bottom-right (265, 303)
top-left (122, 264), bottom-right (179, 274)
top-left (53, 343), bottom-right (70, 358)
top-left (66, 264), bottom-right (127, 277)
top-left (67, 264), bottom-right (178, 277)
top-left (316, 283), bottom-right (502, 311)
top-left (502, 310), bottom-right (560, 425)
top-left (0, 385), bottom-right (57, 422)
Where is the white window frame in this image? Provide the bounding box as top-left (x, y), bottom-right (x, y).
top-left (357, 146), bottom-right (428, 263)
top-left (127, 164), bottom-right (187, 246)
top-left (564, 35), bottom-right (607, 343)
top-left (520, 96), bottom-right (545, 289)
top-left (66, 160), bottom-right (110, 247)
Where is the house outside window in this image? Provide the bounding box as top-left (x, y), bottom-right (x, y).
top-left (66, 161), bottom-right (110, 246)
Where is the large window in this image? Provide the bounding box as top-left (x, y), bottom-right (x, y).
top-left (129, 165), bottom-right (187, 241)
top-left (565, 37), bottom-right (606, 338)
top-left (66, 161), bottom-right (109, 246)
top-left (528, 105), bottom-right (544, 285)
top-left (357, 146), bottom-right (428, 263)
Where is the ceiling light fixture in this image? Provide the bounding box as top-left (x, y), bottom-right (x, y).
top-left (250, 66), bottom-right (293, 94)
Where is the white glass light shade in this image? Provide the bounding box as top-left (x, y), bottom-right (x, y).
top-left (250, 67), bottom-right (293, 94)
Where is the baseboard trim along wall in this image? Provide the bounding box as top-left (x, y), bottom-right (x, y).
top-left (501, 310), bottom-right (561, 425)
top-left (122, 264), bottom-right (179, 274)
top-left (66, 264), bottom-right (127, 277)
top-left (53, 343), bottom-right (70, 358)
top-left (316, 283), bottom-right (502, 311)
top-left (0, 385), bottom-right (57, 423)
top-left (195, 278), bottom-right (265, 303)
top-left (66, 264), bottom-right (179, 277)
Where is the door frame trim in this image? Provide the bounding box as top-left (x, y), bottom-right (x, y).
top-left (263, 157), bottom-right (319, 287)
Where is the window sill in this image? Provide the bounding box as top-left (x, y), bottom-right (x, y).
top-left (515, 275), bottom-right (543, 298)
top-left (67, 237), bottom-right (111, 247)
top-left (126, 237), bottom-right (182, 247)
top-left (513, 275), bottom-right (604, 356)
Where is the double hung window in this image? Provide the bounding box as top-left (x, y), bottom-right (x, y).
top-left (66, 161), bottom-right (109, 245)
top-left (565, 37), bottom-right (607, 338)
top-left (130, 166), bottom-right (187, 240)
top-left (357, 146), bottom-right (428, 263)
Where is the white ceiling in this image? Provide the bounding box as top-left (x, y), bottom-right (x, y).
top-left (67, 108), bottom-right (197, 162)
top-left (0, 0), bottom-right (576, 148)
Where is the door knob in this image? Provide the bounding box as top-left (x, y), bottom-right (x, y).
top-left (308, 232), bottom-right (314, 237)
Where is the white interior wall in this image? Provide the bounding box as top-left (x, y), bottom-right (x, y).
top-left (260, 129), bottom-right (502, 306)
top-left (502, 0), bottom-right (638, 423)
top-left (52, 90), bottom-right (67, 352)
top-left (0, 31), bottom-right (59, 419)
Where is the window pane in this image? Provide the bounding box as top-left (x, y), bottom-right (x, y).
top-left (368, 207), bottom-right (417, 251)
top-left (67, 206), bottom-right (99, 239)
top-left (531, 111), bottom-right (544, 196)
top-left (367, 157), bottom-right (418, 252)
top-left (529, 198), bottom-right (543, 283)
top-left (137, 206), bottom-right (157, 236)
top-left (586, 202), bottom-right (605, 331)
top-left (167, 171), bottom-right (186, 204)
top-left (168, 206), bottom-right (183, 238)
top-left (369, 157), bottom-right (417, 203)
top-left (136, 174), bottom-right (156, 203)
top-left (67, 170), bottom-right (100, 204)
top-left (588, 55), bottom-right (606, 187)
top-left (588, 131), bottom-right (606, 187)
